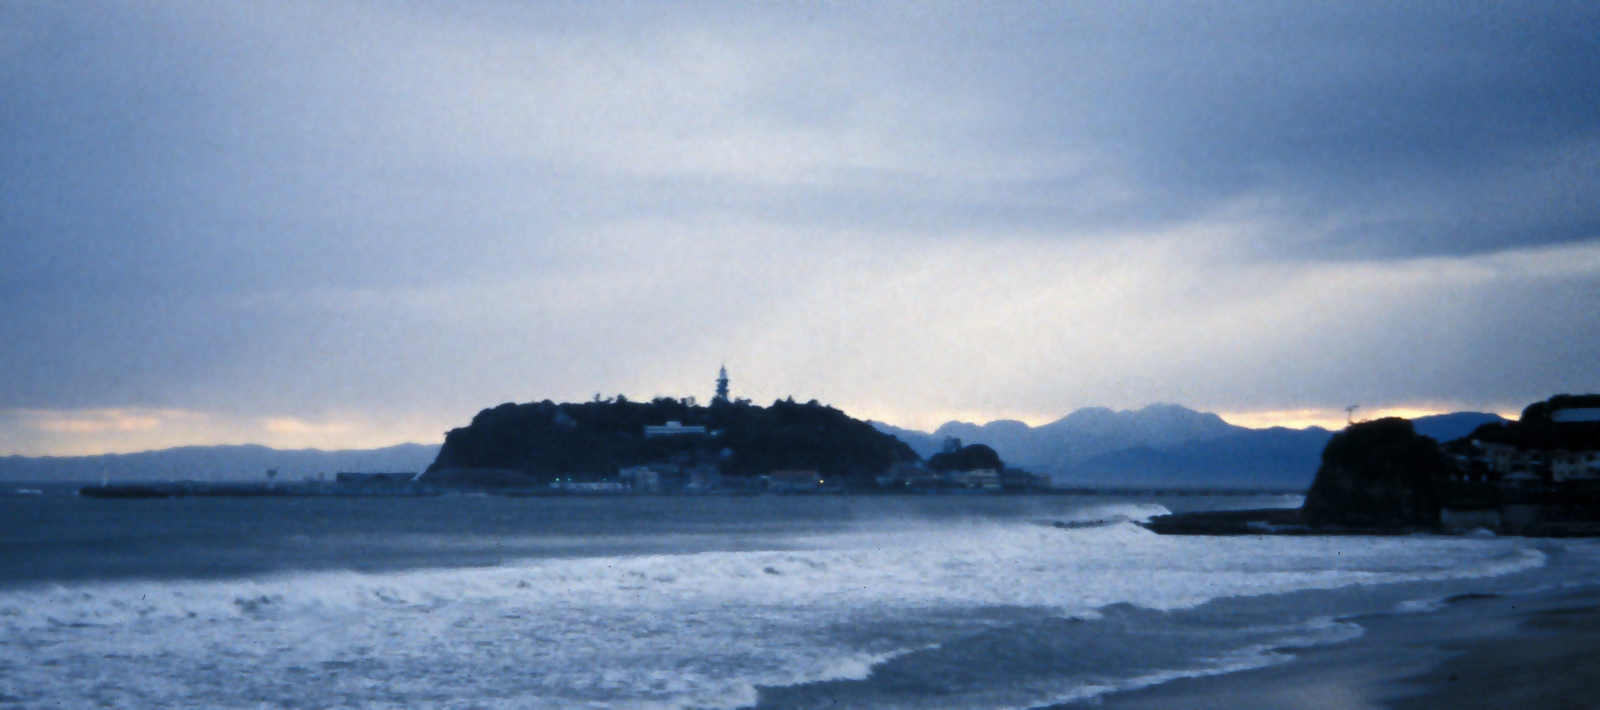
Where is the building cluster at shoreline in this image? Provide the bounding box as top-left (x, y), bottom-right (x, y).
top-left (1437, 396), bottom-right (1600, 534)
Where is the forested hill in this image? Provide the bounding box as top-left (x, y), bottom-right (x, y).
top-left (426, 397), bottom-right (920, 486)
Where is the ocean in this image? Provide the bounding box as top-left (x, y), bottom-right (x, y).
top-left (2, 488), bottom-right (1595, 709)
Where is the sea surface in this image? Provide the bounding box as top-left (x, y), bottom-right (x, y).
top-left (3, 486), bottom-right (1597, 709)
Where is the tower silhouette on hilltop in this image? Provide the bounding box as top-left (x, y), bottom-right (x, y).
top-left (715, 365), bottom-right (730, 402)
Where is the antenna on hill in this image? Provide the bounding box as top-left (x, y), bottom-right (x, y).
top-left (715, 364), bottom-right (730, 402)
top-left (1345, 405), bottom-right (1360, 424)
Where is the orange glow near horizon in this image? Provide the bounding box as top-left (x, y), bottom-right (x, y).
top-left (2, 402), bottom-right (1528, 457)
top-left (869, 404), bottom-right (1522, 434)
top-left (0, 408), bottom-right (449, 458)
top-left (1215, 406), bottom-right (1521, 431)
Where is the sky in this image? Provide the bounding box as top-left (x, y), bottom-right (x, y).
top-left (3, 1), bottom-right (1599, 455)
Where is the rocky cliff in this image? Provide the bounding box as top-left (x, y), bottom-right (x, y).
top-left (1302, 418), bottom-right (1453, 527)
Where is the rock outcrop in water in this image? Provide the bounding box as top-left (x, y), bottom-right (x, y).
top-left (1143, 418), bottom-right (1453, 535)
top-left (1302, 417), bottom-right (1453, 528)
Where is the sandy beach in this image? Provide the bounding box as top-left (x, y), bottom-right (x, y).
top-left (1083, 586), bottom-right (1600, 709)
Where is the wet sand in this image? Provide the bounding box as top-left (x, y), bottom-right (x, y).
top-left (1079, 587), bottom-right (1600, 709)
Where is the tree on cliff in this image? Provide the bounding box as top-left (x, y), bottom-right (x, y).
top-left (1302, 417), bottom-right (1453, 527)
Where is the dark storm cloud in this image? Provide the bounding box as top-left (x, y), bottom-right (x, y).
top-left (398, 2), bottom-right (1600, 257)
top-left (875, 2), bottom-right (1600, 257)
top-left (6, 2), bottom-right (1597, 297)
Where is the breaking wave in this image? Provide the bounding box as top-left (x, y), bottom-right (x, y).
top-left (0, 517), bottom-right (1549, 709)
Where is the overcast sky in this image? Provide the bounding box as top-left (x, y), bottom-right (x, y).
top-left (3, 1), bottom-right (1598, 455)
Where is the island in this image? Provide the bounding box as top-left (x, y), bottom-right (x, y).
top-left (419, 395), bottom-right (1049, 494)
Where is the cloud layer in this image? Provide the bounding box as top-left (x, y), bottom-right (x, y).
top-left (3, 1), bottom-right (1598, 452)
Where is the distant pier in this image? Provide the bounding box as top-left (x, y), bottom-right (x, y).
top-left (78, 480), bottom-right (442, 498)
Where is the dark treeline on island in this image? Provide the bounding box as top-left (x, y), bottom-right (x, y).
top-left (423, 396), bottom-right (947, 492)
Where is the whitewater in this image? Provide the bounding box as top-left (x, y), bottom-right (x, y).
top-left (1, 493), bottom-right (1592, 709)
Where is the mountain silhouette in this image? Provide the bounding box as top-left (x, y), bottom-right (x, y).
top-left (874, 407), bottom-right (1508, 488)
top-left (0, 443), bottom-right (440, 483)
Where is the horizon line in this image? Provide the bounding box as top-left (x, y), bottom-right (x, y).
top-left (0, 401), bottom-right (1525, 458)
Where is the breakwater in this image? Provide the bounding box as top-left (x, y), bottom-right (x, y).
top-left (78, 481), bottom-right (442, 498)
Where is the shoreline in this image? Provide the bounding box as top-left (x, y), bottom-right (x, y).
top-left (1142, 507), bottom-right (1600, 538)
top-left (1075, 585), bottom-right (1600, 709)
top-left (1139, 507), bottom-right (1438, 536)
top-left (70, 481), bottom-right (1305, 499)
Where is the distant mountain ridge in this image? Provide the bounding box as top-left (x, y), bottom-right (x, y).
top-left (872, 406), bottom-right (1509, 489)
top-left (873, 404), bottom-right (1247, 466)
top-left (940, 404), bottom-right (1238, 467)
top-left (0, 443), bottom-right (440, 483)
top-left (1065, 426), bottom-right (1333, 489)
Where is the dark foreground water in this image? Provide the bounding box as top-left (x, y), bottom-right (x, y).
top-left (3, 487), bottom-right (1596, 708)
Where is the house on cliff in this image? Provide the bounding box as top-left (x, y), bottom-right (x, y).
top-left (1551, 449), bottom-right (1600, 482)
top-left (644, 421), bottom-right (710, 438)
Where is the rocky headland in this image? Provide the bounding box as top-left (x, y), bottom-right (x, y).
top-left (1144, 395), bottom-right (1600, 537)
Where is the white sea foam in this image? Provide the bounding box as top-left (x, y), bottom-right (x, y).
top-left (1052, 501), bottom-right (1175, 524)
top-left (0, 518), bottom-right (1555, 709)
top-left (971, 616), bottom-right (1368, 710)
top-left (1396, 598), bottom-right (1447, 613)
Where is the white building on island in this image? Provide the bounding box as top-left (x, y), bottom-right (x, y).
top-left (644, 421), bottom-right (707, 438)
